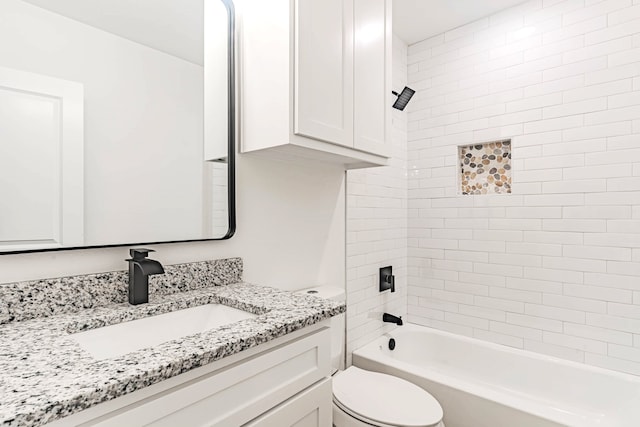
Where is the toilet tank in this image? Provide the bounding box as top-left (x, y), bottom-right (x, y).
top-left (296, 286), bottom-right (345, 373)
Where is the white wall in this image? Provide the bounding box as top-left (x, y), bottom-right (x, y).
top-left (0, 155), bottom-right (346, 292)
top-left (346, 35), bottom-right (408, 364)
top-left (407, 0), bottom-right (640, 375)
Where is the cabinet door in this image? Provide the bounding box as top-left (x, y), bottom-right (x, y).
top-left (294, 0), bottom-right (354, 148)
top-left (244, 378), bottom-right (333, 427)
top-left (353, 0), bottom-right (391, 157)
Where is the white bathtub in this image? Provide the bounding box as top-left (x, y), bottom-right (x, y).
top-left (352, 324), bottom-right (640, 427)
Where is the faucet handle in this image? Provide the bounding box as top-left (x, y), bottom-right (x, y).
top-left (129, 248), bottom-right (155, 261)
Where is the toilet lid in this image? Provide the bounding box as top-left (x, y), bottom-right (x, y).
top-left (333, 367), bottom-right (443, 427)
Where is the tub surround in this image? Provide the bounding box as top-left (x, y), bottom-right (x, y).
top-left (404, 0), bottom-right (640, 375)
top-left (0, 259), bottom-right (344, 427)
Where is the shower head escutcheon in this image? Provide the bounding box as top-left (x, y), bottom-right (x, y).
top-left (392, 86), bottom-right (415, 111)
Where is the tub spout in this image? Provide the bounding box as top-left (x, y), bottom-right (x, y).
top-left (383, 313), bottom-right (403, 326)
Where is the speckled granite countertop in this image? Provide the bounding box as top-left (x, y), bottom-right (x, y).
top-left (0, 281), bottom-right (345, 427)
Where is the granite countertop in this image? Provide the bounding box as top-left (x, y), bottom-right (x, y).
top-left (0, 282), bottom-right (345, 427)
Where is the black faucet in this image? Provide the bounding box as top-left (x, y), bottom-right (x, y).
top-left (126, 248), bottom-right (165, 305)
top-left (383, 313), bottom-right (403, 326)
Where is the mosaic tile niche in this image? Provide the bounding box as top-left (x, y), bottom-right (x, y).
top-left (459, 140), bottom-right (511, 195)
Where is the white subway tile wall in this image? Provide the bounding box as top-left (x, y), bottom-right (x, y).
top-left (407, 0), bottom-right (640, 375)
top-left (345, 35), bottom-right (408, 365)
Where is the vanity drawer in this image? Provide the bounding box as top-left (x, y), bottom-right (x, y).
top-left (243, 378), bottom-right (332, 427)
top-left (81, 327), bottom-right (331, 427)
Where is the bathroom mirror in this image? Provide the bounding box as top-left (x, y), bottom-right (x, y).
top-left (0, 0), bottom-right (236, 253)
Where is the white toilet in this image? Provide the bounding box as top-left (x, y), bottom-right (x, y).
top-left (297, 286), bottom-right (445, 427)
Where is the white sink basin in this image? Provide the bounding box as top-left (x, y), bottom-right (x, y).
top-left (70, 304), bottom-right (256, 360)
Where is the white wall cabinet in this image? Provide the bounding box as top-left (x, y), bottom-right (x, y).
top-left (241, 0), bottom-right (392, 169)
top-left (47, 323), bottom-right (332, 427)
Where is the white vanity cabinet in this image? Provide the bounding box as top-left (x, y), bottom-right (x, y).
top-left (240, 0), bottom-right (392, 169)
top-left (46, 323), bottom-right (332, 427)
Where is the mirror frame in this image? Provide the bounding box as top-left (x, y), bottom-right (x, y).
top-left (0, 0), bottom-right (236, 255)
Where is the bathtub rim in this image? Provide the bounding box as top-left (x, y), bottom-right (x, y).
top-left (355, 323), bottom-right (640, 384)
